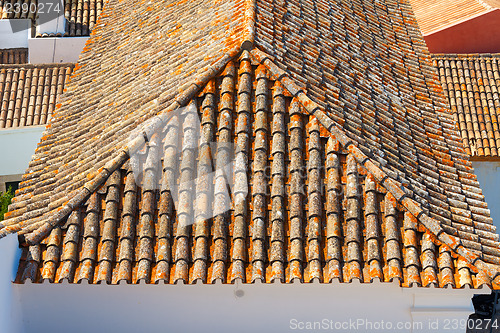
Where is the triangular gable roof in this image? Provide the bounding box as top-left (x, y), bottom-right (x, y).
top-left (4, 0), bottom-right (500, 286)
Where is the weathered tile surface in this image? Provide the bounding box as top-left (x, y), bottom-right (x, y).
top-left (4, 0), bottom-right (500, 287)
top-left (433, 54), bottom-right (500, 158)
top-left (0, 63), bottom-right (73, 128)
top-left (16, 62), bottom-right (492, 287)
top-left (2, 0), bottom-right (250, 241)
top-left (253, 0), bottom-right (499, 274)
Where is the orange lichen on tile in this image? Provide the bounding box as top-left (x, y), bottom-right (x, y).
top-left (3, 0), bottom-right (500, 290)
top-left (10, 60), bottom-right (497, 287)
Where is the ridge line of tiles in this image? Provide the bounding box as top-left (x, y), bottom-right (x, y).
top-left (432, 53), bottom-right (500, 59)
top-left (14, 56), bottom-right (488, 287)
top-left (5, 0), bottom-right (254, 224)
top-left (243, 0), bottom-right (256, 48)
top-left (0, 63), bottom-right (76, 70)
top-left (2, 46), bottom-right (242, 246)
top-left (250, 47), bottom-right (500, 287)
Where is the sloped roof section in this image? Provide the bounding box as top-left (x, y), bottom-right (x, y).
top-left (433, 54), bottom-right (500, 158)
top-left (2, 0), bottom-right (254, 240)
top-left (407, 0), bottom-right (499, 35)
top-left (0, 49), bottom-right (27, 64)
top-left (253, 0), bottom-right (500, 278)
top-left (15, 59), bottom-right (494, 287)
top-left (4, 0), bottom-right (500, 287)
top-left (0, 64), bottom-right (73, 128)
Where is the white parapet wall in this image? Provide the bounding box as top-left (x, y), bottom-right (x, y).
top-left (0, 235), bottom-right (21, 333)
top-left (11, 279), bottom-right (488, 333)
top-left (472, 161), bottom-right (500, 231)
top-left (0, 20), bottom-right (30, 49)
top-left (28, 36), bottom-right (88, 64)
top-left (0, 126), bottom-right (45, 178)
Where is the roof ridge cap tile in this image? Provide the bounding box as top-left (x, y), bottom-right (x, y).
top-left (2, 47), bottom-right (243, 246)
top-left (432, 53), bottom-right (500, 59)
top-left (250, 47), bottom-right (500, 286)
top-left (242, 0), bottom-right (256, 49)
top-left (0, 63), bottom-right (75, 69)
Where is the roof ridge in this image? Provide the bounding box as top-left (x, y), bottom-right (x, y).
top-left (0, 63), bottom-right (75, 70)
top-left (250, 47), bottom-right (500, 286)
top-left (1, 48), bottom-right (243, 245)
top-left (242, 0), bottom-right (256, 49)
top-left (432, 53), bottom-right (500, 58)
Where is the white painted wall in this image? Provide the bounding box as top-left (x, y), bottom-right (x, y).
top-left (12, 280), bottom-right (486, 333)
top-left (472, 161), bottom-right (500, 231)
top-left (28, 36), bottom-right (87, 64)
top-left (0, 235), bottom-right (21, 333)
top-left (0, 20), bottom-right (30, 48)
top-left (0, 126), bottom-right (45, 177)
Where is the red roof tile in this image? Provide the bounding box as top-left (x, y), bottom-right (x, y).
top-left (0, 63), bottom-right (74, 128)
top-left (433, 54), bottom-right (500, 158)
top-left (0, 49), bottom-right (27, 65)
top-left (15, 59), bottom-right (495, 287)
top-left (407, 0), bottom-right (500, 35)
top-left (4, 0), bottom-right (500, 288)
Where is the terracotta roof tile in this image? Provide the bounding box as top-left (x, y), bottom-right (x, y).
top-left (0, 0), bottom-right (36, 19)
top-left (0, 0), bottom-right (105, 37)
top-left (4, 0), bottom-right (500, 288)
top-left (407, 0), bottom-right (494, 35)
top-left (0, 63), bottom-right (73, 128)
top-left (2, 0), bottom-right (251, 239)
top-left (63, 0), bottom-right (104, 36)
top-left (14, 61), bottom-right (493, 286)
top-left (0, 49), bottom-right (27, 65)
top-left (433, 54), bottom-right (500, 158)
top-left (251, 0), bottom-right (500, 280)
top-left (32, 0), bottom-right (106, 37)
